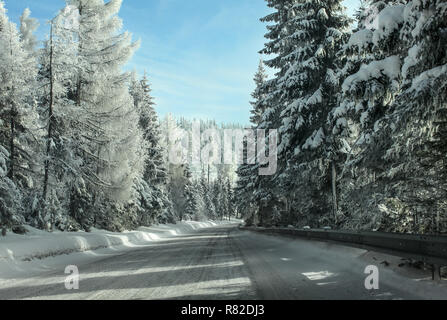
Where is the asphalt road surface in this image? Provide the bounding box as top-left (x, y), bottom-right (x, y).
top-left (0, 224), bottom-right (444, 300)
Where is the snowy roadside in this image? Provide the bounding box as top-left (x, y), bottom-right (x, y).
top-left (240, 226), bottom-right (447, 297)
top-left (0, 219), bottom-right (240, 279)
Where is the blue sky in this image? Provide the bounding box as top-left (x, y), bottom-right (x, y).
top-left (4, 0), bottom-right (360, 125)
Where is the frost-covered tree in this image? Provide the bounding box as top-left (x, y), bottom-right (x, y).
top-left (37, 7), bottom-right (83, 230)
top-left (250, 60), bottom-right (268, 125)
top-left (184, 182), bottom-right (198, 221)
top-left (331, 0), bottom-right (411, 231)
top-left (0, 2), bottom-right (42, 227)
top-left (252, 0), bottom-right (351, 227)
top-left (160, 114), bottom-right (190, 221)
top-left (130, 72), bottom-right (167, 186)
top-left (212, 174), bottom-right (225, 220)
top-left (68, 0), bottom-right (146, 229)
top-left (200, 168), bottom-right (216, 219)
top-left (235, 136), bottom-right (257, 224)
top-left (130, 72), bottom-right (171, 224)
top-left (381, 0), bottom-right (447, 233)
top-left (0, 145), bottom-right (22, 231)
top-left (324, 0), bottom-right (447, 233)
top-left (225, 177), bottom-right (235, 220)
top-left (235, 59), bottom-right (270, 224)
top-left (181, 164), bottom-right (195, 221)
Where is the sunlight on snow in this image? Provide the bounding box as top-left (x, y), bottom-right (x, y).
top-left (77, 260), bottom-right (245, 279)
top-left (302, 271), bottom-right (336, 281)
top-left (316, 282), bottom-right (338, 286)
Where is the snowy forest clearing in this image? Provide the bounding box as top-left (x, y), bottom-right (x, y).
top-left (0, 220), bottom-right (239, 280)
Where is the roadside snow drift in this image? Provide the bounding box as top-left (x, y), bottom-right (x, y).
top-left (0, 220), bottom-right (235, 264)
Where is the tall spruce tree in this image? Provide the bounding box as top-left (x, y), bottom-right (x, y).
top-left (382, 0), bottom-right (447, 233)
top-left (0, 2), bottom-right (42, 228)
top-left (252, 0), bottom-right (351, 227)
top-left (332, 0), bottom-right (410, 231)
top-left (69, 0), bottom-right (146, 229)
top-left (130, 72), bottom-right (171, 225)
top-left (37, 8), bottom-right (84, 230)
top-left (250, 60), bottom-right (268, 125)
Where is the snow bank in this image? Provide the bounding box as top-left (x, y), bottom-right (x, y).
top-left (0, 220), bottom-right (236, 263)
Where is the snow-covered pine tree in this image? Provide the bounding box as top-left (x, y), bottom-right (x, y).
top-left (192, 180), bottom-right (207, 221)
top-left (0, 2), bottom-right (42, 228)
top-left (250, 59), bottom-right (268, 125)
top-left (235, 58), bottom-right (269, 224)
top-left (236, 17), bottom-right (286, 225)
top-left (219, 176), bottom-right (229, 221)
top-left (200, 167), bottom-right (216, 219)
top-left (130, 71), bottom-right (171, 225)
top-left (182, 164), bottom-right (196, 221)
top-left (332, 0), bottom-right (410, 231)
top-left (258, 0), bottom-right (297, 132)
top-left (69, 0), bottom-right (146, 230)
top-left (37, 7), bottom-right (83, 230)
top-left (235, 138), bottom-right (257, 224)
top-left (160, 114), bottom-right (188, 221)
top-left (382, 0), bottom-right (447, 233)
top-left (183, 183), bottom-right (197, 222)
top-left (225, 177), bottom-right (235, 220)
top-left (0, 145), bottom-right (22, 231)
top-left (212, 175), bottom-right (224, 220)
top-left (130, 72), bottom-right (168, 186)
top-left (257, 0), bottom-right (352, 227)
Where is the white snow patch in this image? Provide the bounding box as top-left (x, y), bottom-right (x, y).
top-left (372, 5), bottom-right (405, 46)
top-left (348, 29), bottom-right (373, 48)
top-left (409, 65), bottom-right (447, 93)
top-left (302, 271), bottom-right (336, 281)
top-left (0, 220), bottom-right (238, 278)
top-left (342, 56), bottom-right (401, 93)
top-left (402, 45), bottom-right (421, 79)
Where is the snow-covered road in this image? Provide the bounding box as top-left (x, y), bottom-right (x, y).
top-left (0, 224), bottom-right (446, 300)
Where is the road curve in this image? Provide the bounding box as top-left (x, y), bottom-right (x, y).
top-left (0, 224), bottom-right (443, 300)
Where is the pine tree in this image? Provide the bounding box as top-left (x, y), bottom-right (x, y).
top-left (212, 175), bottom-right (224, 220)
top-left (253, 0), bottom-right (352, 227)
top-left (225, 177), bottom-right (235, 220)
top-left (182, 164), bottom-right (196, 221)
top-left (0, 2), bottom-right (42, 228)
top-left (250, 59), bottom-right (268, 125)
top-left (0, 145), bottom-right (22, 230)
top-left (236, 58), bottom-right (270, 224)
top-left (69, 0), bottom-right (146, 229)
top-left (130, 72), bottom-right (171, 224)
top-left (382, 0), bottom-right (447, 233)
top-left (160, 114), bottom-right (189, 221)
top-left (37, 7), bottom-right (86, 230)
top-left (130, 72), bottom-right (168, 186)
top-left (200, 167), bottom-right (216, 219)
top-left (332, 0), bottom-right (410, 231)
